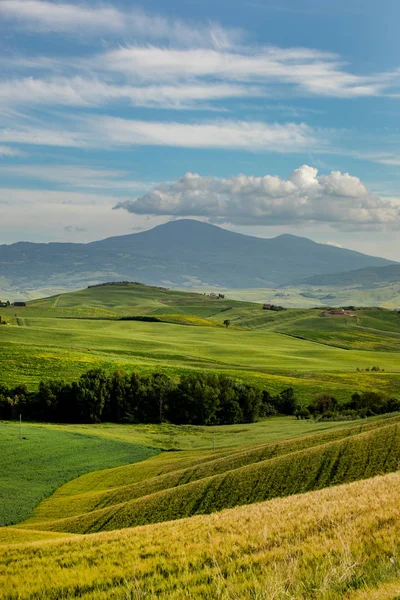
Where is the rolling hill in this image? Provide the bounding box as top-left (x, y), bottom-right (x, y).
top-left (302, 262), bottom-right (400, 288)
top-left (2, 469), bottom-right (400, 599)
top-left (3, 283), bottom-right (400, 400)
top-left (0, 219), bottom-right (394, 293)
top-left (20, 416), bottom-right (400, 535)
top-left (2, 416), bottom-right (400, 599)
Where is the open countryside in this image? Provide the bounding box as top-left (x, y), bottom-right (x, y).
top-left (1, 282), bottom-right (400, 598)
top-left (2, 0), bottom-right (400, 596)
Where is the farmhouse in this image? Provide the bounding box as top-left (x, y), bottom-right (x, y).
top-left (13, 301), bottom-right (26, 307)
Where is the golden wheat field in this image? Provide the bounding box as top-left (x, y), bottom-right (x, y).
top-left (1, 472), bottom-right (400, 599)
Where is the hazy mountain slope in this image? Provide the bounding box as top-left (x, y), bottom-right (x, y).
top-left (0, 219), bottom-right (394, 291)
top-left (302, 263), bottom-right (400, 287)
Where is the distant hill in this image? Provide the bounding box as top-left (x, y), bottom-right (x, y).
top-left (301, 263), bottom-right (400, 288)
top-left (0, 219), bottom-right (394, 292)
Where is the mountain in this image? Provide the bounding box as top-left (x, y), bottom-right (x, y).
top-left (301, 263), bottom-right (400, 288)
top-left (0, 219), bottom-right (395, 293)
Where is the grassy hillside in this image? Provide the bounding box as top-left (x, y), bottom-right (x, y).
top-left (21, 416), bottom-right (400, 534)
top-left (302, 262), bottom-right (400, 288)
top-left (275, 307), bottom-right (400, 351)
top-left (2, 471), bottom-right (400, 599)
top-left (0, 422), bottom-right (158, 526)
top-left (45, 415), bottom-right (382, 450)
top-left (2, 313), bottom-right (400, 400)
top-left (2, 284), bottom-right (400, 401)
top-left (9, 282), bottom-right (253, 321)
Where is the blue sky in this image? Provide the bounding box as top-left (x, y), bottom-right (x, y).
top-left (1, 0), bottom-right (400, 259)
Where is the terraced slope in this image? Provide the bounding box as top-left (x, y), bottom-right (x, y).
top-left (2, 471), bottom-right (400, 599)
top-left (22, 416), bottom-right (400, 534)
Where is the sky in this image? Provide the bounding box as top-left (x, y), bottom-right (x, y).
top-left (1, 0), bottom-right (400, 259)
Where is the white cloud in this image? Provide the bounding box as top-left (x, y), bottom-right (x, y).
top-left (89, 117), bottom-right (320, 151)
top-left (0, 125), bottom-right (89, 148)
top-left (0, 1), bottom-right (242, 47)
top-left (0, 165), bottom-right (152, 191)
top-left (0, 117), bottom-right (322, 153)
top-left (115, 165), bottom-right (400, 230)
top-left (97, 45), bottom-right (388, 98)
top-left (0, 0), bottom-right (124, 32)
top-left (0, 77), bottom-right (259, 110)
top-left (0, 145), bottom-right (22, 157)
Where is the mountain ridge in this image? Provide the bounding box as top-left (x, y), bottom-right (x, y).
top-left (0, 219), bottom-right (395, 293)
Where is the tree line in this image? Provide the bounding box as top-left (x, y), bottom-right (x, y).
top-left (0, 370), bottom-right (297, 425)
top-left (0, 369), bottom-right (398, 425)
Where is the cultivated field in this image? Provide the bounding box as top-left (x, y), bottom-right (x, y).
top-left (0, 422), bottom-right (158, 526)
top-left (2, 284), bottom-right (400, 598)
top-left (1, 430), bottom-right (400, 598)
top-left (2, 283), bottom-right (400, 402)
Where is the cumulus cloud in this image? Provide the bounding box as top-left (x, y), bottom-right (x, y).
top-left (115, 165), bottom-right (400, 230)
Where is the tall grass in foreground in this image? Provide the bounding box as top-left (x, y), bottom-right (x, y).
top-left (1, 472), bottom-right (400, 599)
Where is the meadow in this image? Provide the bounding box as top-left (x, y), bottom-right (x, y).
top-left (0, 421), bottom-right (158, 526)
top-left (2, 284), bottom-right (400, 407)
top-left (18, 415), bottom-right (400, 534)
top-left (1, 464), bottom-right (400, 598)
top-left (2, 312), bottom-right (400, 403)
top-left (2, 283), bottom-right (400, 598)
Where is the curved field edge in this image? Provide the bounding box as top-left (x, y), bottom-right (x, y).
top-left (0, 422), bottom-right (159, 527)
top-left (1, 472), bottom-right (400, 599)
top-left (24, 419), bottom-right (400, 534)
top-left (26, 415), bottom-right (400, 524)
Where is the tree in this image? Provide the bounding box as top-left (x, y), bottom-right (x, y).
top-left (223, 319), bottom-right (231, 328)
top-left (77, 369), bottom-right (109, 423)
top-left (308, 392), bottom-right (338, 415)
top-left (276, 387), bottom-right (299, 415)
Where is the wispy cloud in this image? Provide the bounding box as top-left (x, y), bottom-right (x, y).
top-left (0, 145), bottom-right (22, 157)
top-left (116, 165), bottom-right (400, 230)
top-left (0, 77), bottom-right (260, 110)
top-left (0, 1), bottom-right (242, 47)
top-left (0, 165), bottom-right (152, 191)
top-left (96, 45), bottom-right (392, 98)
top-left (89, 117), bottom-right (321, 152)
top-left (0, 115), bottom-right (324, 153)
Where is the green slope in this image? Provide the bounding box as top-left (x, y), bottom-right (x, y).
top-left (0, 422), bottom-right (158, 526)
top-left (22, 416), bottom-right (400, 534)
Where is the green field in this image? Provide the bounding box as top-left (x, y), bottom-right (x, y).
top-left (2, 283), bottom-right (400, 598)
top-left (18, 415), bottom-right (400, 535)
top-left (0, 422), bottom-right (158, 526)
top-left (2, 305), bottom-right (400, 401)
top-left (1, 416), bottom-right (400, 599)
top-left (39, 413), bottom-right (398, 450)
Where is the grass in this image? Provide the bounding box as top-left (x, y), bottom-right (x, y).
top-left (0, 422), bottom-right (159, 527)
top-left (2, 314), bottom-right (400, 402)
top-left (20, 416), bottom-right (400, 534)
top-left (1, 471), bottom-right (400, 599)
top-left (2, 284), bottom-right (400, 403)
top-left (42, 413), bottom-right (399, 450)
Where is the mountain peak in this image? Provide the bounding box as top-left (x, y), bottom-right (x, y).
top-left (0, 220), bottom-right (395, 293)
